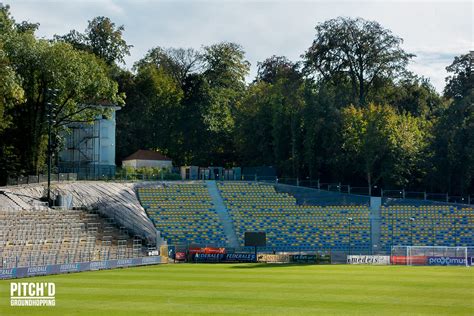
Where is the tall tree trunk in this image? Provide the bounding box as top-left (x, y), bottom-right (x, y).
top-left (358, 71), bottom-right (365, 106)
top-left (359, 81), bottom-right (365, 106)
top-left (367, 171), bottom-right (372, 196)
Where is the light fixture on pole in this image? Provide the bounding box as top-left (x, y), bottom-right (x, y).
top-left (46, 88), bottom-right (59, 207)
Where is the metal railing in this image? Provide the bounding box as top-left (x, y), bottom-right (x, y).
top-left (277, 178), bottom-right (473, 206)
top-left (5, 173), bottom-right (473, 206)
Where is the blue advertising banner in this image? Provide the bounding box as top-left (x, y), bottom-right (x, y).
top-left (0, 256), bottom-right (162, 279)
top-left (26, 265), bottom-right (49, 277)
top-left (427, 256), bottom-right (467, 266)
top-left (224, 253), bottom-right (256, 263)
top-left (59, 263), bottom-right (80, 273)
top-left (0, 268), bottom-right (16, 280)
top-left (194, 254), bottom-right (224, 263)
top-left (194, 253), bottom-right (257, 263)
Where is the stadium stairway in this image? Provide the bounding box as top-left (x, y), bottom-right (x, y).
top-left (206, 181), bottom-right (240, 248)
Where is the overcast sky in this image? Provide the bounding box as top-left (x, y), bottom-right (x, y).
top-left (7, 0), bottom-right (473, 92)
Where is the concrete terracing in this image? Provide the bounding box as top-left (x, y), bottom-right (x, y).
top-left (0, 182), bottom-right (161, 246)
top-left (206, 181), bottom-right (240, 248)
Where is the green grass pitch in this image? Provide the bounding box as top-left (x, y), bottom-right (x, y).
top-left (0, 263), bottom-right (473, 315)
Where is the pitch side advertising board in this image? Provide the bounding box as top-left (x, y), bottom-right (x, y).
top-left (194, 253), bottom-right (256, 263)
top-left (0, 256), bottom-right (162, 279)
top-left (426, 256), bottom-right (471, 266)
top-left (290, 255), bottom-right (318, 263)
top-left (347, 255), bottom-right (390, 265)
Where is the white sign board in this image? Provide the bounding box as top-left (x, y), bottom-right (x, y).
top-left (347, 255), bottom-right (390, 265)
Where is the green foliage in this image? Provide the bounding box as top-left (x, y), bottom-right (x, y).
top-left (0, 6), bottom-right (471, 195)
top-left (304, 17), bottom-right (413, 106)
top-left (256, 55), bottom-right (299, 84)
top-left (200, 42), bottom-right (250, 156)
top-left (13, 37), bottom-right (121, 172)
top-left (235, 65), bottom-right (305, 177)
top-left (341, 104), bottom-right (429, 191)
top-left (116, 166), bottom-right (180, 180)
top-left (116, 64), bottom-right (183, 165)
top-left (429, 54), bottom-right (473, 194)
top-left (368, 73), bottom-right (445, 117)
top-left (135, 47), bottom-right (202, 85)
top-left (444, 54), bottom-right (471, 100)
top-left (118, 42), bottom-right (251, 168)
top-left (0, 43), bottom-right (24, 133)
top-left (0, 7), bottom-right (123, 180)
top-left (202, 42), bottom-right (250, 90)
top-left (302, 81), bottom-right (343, 181)
top-left (55, 16), bottom-right (132, 65)
top-left (0, 4), bottom-right (15, 36)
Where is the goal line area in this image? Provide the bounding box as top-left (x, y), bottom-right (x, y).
top-left (391, 246), bottom-right (471, 267)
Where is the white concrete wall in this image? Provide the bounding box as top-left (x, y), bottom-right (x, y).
top-left (98, 111), bottom-right (116, 166)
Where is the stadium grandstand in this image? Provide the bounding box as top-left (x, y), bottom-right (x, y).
top-left (0, 181), bottom-right (160, 269)
top-left (137, 183), bottom-right (228, 247)
top-left (217, 181), bottom-right (371, 252)
top-left (0, 209), bottom-right (140, 268)
top-left (379, 205), bottom-right (473, 252)
top-left (0, 178), bottom-right (473, 271)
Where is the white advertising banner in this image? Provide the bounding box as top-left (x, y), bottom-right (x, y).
top-left (347, 255), bottom-right (390, 265)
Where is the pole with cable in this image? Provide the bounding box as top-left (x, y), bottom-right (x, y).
top-left (46, 88), bottom-right (58, 207)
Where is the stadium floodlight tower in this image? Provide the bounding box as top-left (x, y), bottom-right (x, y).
top-left (46, 88), bottom-right (59, 207)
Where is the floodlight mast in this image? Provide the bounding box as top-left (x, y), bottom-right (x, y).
top-left (46, 88), bottom-right (59, 207)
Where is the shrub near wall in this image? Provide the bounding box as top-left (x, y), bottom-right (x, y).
top-left (116, 167), bottom-right (180, 180)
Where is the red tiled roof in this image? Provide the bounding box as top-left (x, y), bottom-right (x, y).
top-left (123, 150), bottom-right (172, 161)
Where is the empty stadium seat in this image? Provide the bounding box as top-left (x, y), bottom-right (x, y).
top-left (379, 205), bottom-right (474, 252)
top-left (217, 182), bottom-right (371, 252)
top-left (0, 209), bottom-right (140, 268)
top-left (138, 184), bottom-right (227, 247)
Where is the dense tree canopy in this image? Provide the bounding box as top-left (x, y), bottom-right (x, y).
top-left (0, 5), bottom-right (123, 181)
top-left (0, 6), bottom-right (472, 195)
top-left (135, 47), bottom-right (202, 86)
top-left (304, 17), bottom-right (414, 106)
top-left (341, 104), bottom-right (429, 194)
top-left (55, 16), bottom-right (132, 65)
top-left (429, 53), bottom-right (473, 194)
